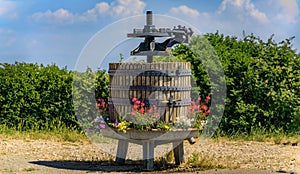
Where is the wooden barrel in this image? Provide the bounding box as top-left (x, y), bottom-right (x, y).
top-left (108, 62), bottom-right (192, 124)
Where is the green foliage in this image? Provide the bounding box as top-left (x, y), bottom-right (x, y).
top-left (171, 43), bottom-right (211, 99)
top-left (204, 32), bottom-right (300, 133)
top-left (0, 62), bottom-right (110, 132)
top-left (171, 37), bottom-right (226, 136)
top-left (71, 68), bottom-right (110, 131)
top-left (0, 62), bottom-right (76, 130)
top-left (171, 32), bottom-right (300, 133)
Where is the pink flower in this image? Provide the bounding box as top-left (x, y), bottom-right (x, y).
top-left (133, 104), bottom-right (139, 110)
top-left (191, 101), bottom-right (197, 110)
top-left (139, 107), bottom-right (145, 114)
top-left (205, 109), bottom-right (210, 116)
top-left (130, 111), bottom-right (135, 116)
top-left (147, 108), bottom-right (152, 113)
top-left (206, 95), bottom-right (210, 103)
top-left (197, 96), bottom-right (201, 102)
top-left (101, 101), bottom-right (106, 107)
top-left (132, 97), bottom-right (138, 102)
top-left (155, 112), bottom-right (160, 118)
top-left (201, 103), bottom-right (208, 111)
top-left (99, 123), bottom-right (106, 129)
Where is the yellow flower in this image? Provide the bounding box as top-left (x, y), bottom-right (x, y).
top-left (164, 125), bottom-right (170, 130)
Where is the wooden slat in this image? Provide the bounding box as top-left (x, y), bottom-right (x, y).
top-left (109, 62), bottom-right (192, 124)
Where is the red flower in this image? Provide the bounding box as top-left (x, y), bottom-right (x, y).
top-left (133, 104), bottom-right (139, 110)
top-left (132, 97), bottom-right (138, 102)
top-left (200, 103), bottom-right (208, 111)
top-left (206, 95), bottom-right (210, 103)
top-left (205, 109), bottom-right (210, 116)
top-left (139, 107), bottom-right (145, 114)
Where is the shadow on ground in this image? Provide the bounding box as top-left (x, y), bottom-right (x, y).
top-left (29, 160), bottom-right (183, 173)
top-left (29, 160), bottom-right (289, 174)
top-left (29, 160), bottom-right (148, 172)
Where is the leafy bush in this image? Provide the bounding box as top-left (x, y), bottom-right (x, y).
top-left (0, 62), bottom-right (76, 130)
top-left (0, 62), bottom-right (110, 131)
top-left (72, 68), bottom-right (109, 131)
top-left (172, 33), bottom-right (300, 133)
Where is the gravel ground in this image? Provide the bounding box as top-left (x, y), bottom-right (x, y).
top-left (0, 137), bottom-right (299, 174)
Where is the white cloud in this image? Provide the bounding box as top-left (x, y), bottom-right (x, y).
top-left (32, 8), bottom-right (75, 24)
top-left (112, 0), bottom-right (146, 17)
top-left (80, 2), bottom-right (110, 22)
top-left (170, 5), bottom-right (201, 18)
top-left (276, 0), bottom-right (299, 23)
top-left (96, 2), bottom-right (110, 14)
top-left (218, 0), bottom-right (269, 24)
top-left (0, 0), bottom-right (18, 19)
top-left (31, 0), bottom-right (146, 24)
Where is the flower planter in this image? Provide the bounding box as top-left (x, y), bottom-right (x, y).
top-left (100, 127), bottom-right (200, 171)
top-left (100, 128), bottom-right (199, 141)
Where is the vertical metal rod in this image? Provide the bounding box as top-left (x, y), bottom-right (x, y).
top-left (146, 11), bottom-right (153, 26)
top-left (147, 55), bottom-right (153, 63)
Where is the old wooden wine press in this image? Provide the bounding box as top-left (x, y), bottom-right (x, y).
top-left (102, 11), bottom-right (198, 170)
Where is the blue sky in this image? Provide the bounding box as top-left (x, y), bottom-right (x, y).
top-left (0, 0), bottom-right (299, 70)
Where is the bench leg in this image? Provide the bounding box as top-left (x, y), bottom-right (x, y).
top-left (173, 141), bottom-right (184, 165)
top-left (115, 140), bottom-right (128, 165)
top-left (143, 141), bottom-right (154, 170)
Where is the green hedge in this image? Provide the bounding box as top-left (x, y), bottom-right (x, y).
top-left (172, 33), bottom-right (300, 133)
top-left (0, 63), bottom-right (111, 130)
top-left (0, 62), bottom-right (76, 130)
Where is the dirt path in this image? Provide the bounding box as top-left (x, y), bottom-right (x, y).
top-left (0, 137), bottom-right (298, 174)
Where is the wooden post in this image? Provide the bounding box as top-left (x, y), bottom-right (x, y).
top-left (116, 140), bottom-right (129, 165)
top-left (143, 140), bottom-right (155, 170)
top-left (173, 141), bottom-right (184, 165)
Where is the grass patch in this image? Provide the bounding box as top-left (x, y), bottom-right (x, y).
top-left (213, 127), bottom-right (300, 144)
top-left (21, 168), bottom-right (36, 172)
top-left (186, 152), bottom-right (226, 169)
top-left (0, 123), bottom-right (89, 142)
